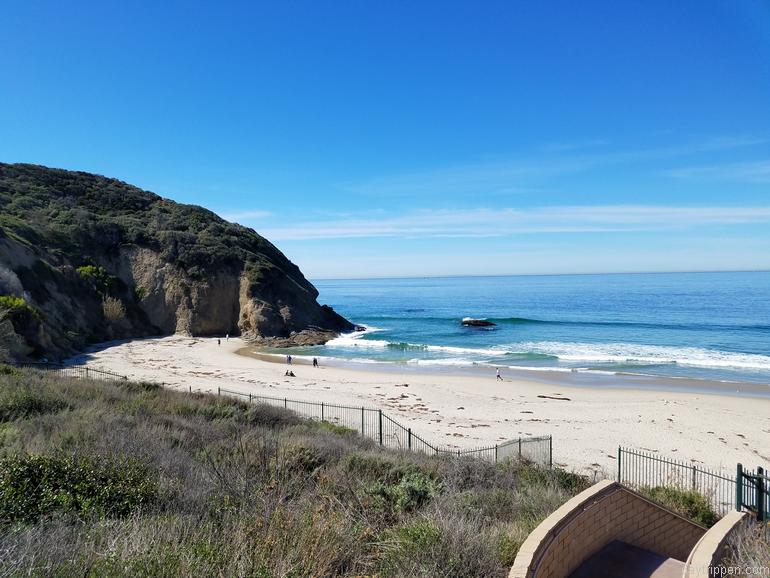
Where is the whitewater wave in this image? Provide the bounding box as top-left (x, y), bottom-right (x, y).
top-left (323, 327), bottom-right (770, 374)
top-left (516, 341), bottom-right (770, 372)
top-left (326, 329), bottom-right (511, 357)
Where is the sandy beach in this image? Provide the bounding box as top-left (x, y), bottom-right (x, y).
top-left (69, 336), bottom-right (770, 476)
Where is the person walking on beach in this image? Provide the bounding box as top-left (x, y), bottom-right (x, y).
top-left (312, 357), bottom-right (318, 368)
top-left (496, 368), bottom-right (502, 381)
top-left (217, 338), bottom-right (221, 346)
top-left (287, 355), bottom-right (292, 365)
top-left (226, 334), bottom-right (229, 342)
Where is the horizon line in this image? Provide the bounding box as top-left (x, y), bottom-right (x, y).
top-left (310, 268), bottom-right (770, 282)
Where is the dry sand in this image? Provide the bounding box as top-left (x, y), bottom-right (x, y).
top-left (69, 336), bottom-right (770, 477)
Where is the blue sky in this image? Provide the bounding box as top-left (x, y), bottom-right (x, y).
top-left (2, 0), bottom-right (770, 278)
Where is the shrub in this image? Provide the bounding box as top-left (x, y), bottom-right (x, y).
top-left (641, 486), bottom-right (720, 527)
top-left (0, 453), bottom-right (159, 523)
top-left (76, 265), bottom-right (118, 296)
top-left (318, 421), bottom-right (357, 436)
top-left (102, 296), bottom-right (126, 322)
top-left (721, 520), bottom-right (770, 567)
top-left (0, 295), bottom-right (42, 323)
top-left (367, 471), bottom-right (441, 513)
top-left (0, 388), bottom-right (68, 422)
top-left (282, 443), bottom-right (326, 474)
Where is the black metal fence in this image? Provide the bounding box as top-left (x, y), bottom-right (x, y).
top-left (11, 362), bottom-right (128, 382)
top-left (737, 465), bottom-right (769, 522)
top-left (219, 387), bottom-right (553, 466)
top-left (618, 447), bottom-right (738, 515)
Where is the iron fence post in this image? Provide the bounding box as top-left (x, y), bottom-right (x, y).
top-left (495, 444), bottom-right (498, 464)
top-left (617, 447), bottom-right (621, 483)
top-left (518, 438), bottom-right (522, 460)
top-left (361, 407), bottom-right (365, 436)
top-left (378, 409), bottom-right (383, 445)
top-left (408, 428), bottom-right (412, 450)
top-left (284, 397), bottom-right (287, 409)
top-left (549, 435), bottom-right (553, 468)
top-left (249, 393), bottom-right (252, 403)
top-left (321, 402), bottom-right (324, 421)
top-left (758, 466), bottom-right (766, 522)
top-left (692, 465), bottom-right (697, 490)
top-left (736, 464), bottom-right (743, 512)
top-left (218, 387), bottom-right (220, 396)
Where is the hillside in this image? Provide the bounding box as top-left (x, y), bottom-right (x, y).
top-left (0, 368), bottom-right (588, 577)
top-left (0, 163), bottom-right (353, 360)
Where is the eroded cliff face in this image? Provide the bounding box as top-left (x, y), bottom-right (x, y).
top-left (0, 163), bottom-right (354, 360)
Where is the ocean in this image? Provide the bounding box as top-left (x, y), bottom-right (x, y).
top-left (288, 271), bottom-right (770, 385)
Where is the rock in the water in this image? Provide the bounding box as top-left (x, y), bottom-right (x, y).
top-left (461, 317), bottom-right (496, 327)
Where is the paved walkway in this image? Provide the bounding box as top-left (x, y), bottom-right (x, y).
top-left (569, 540), bottom-right (685, 578)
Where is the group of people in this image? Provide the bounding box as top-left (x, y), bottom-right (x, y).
top-left (217, 334), bottom-right (230, 346)
top-left (283, 355), bottom-right (319, 377)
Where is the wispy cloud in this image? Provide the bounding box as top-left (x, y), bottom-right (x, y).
top-left (339, 136), bottom-right (766, 198)
top-left (667, 159), bottom-right (770, 184)
top-left (258, 205), bottom-right (770, 241)
top-left (218, 209), bottom-right (273, 222)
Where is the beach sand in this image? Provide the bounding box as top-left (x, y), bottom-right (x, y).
top-left (69, 336), bottom-right (770, 476)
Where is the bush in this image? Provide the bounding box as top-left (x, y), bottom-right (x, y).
top-left (0, 388), bottom-right (68, 422)
top-left (102, 296), bottom-right (126, 322)
top-left (0, 453), bottom-right (159, 523)
top-left (0, 295), bottom-right (42, 323)
top-left (641, 486), bottom-right (720, 527)
top-left (76, 265), bottom-right (118, 296)
top-left (367, 471), bottom-right (441, 513)
top-left (318, 421), bottom-right (357, 436)
top-left (721, 520), bottom-right (770, 567)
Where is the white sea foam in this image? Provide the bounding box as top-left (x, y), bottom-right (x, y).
top-left (324, 328), bottom-right (770, 374)
top-left (407, 357), bottom-right (477, 366)
top-left (516, 341), bottom-right (770, 372)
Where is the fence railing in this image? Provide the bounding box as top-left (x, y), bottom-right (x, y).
top-left (737, 465), bottom-right (769, 522)
top-left (617, 447), bottom-right (738, 515)
top-left (219, 387), bottom-right (553, 466)
top-left (11, 362), bottom-right (128, 382)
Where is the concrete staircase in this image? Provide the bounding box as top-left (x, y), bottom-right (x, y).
top-left (569, 540), bottom-right (685, 578)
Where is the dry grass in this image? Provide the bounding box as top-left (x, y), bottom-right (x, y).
top-left (722, 520), bottom-right (770, 569)
top-left (0, 368), bottom-right (589, 577)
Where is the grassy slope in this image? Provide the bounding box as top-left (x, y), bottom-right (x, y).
top-left (0, 368), bottom-right (589, 578)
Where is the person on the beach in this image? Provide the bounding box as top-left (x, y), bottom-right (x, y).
top-left (496, 368), bottom-right (502, 381)
top-left (217, 338), bottom-right (221, 346)
top-left (287, 355), bottom-right (292, 365)
top-left (312, 357), bottom-right (318, 367)
top-left (226, 334), bottom-right (229, 341)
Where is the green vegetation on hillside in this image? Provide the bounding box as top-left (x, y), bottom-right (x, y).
top-left (0, 163), bottom-right (294, 281)
top-left (0, 369), bottom-right (589, 577)
top-left (0, 163), bottom-right (353, 359)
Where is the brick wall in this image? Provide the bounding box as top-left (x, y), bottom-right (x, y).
top-left (510, 480), bottom-right (707, 578)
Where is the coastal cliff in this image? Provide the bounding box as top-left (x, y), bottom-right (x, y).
top-left (0, 163), bottom-right (353, 360)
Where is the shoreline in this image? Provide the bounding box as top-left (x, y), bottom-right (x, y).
top-left (241, 347), bottom-right (770, 400)
top-left (69, 336), bottom-right (770, 476)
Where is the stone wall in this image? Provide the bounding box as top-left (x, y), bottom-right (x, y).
top-left (510, 480), bottom-right (707, 578)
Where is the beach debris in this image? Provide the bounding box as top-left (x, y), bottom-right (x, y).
top-left (537, 394), bottom-right (571, 401)
top-left (520, 410), bottom-right (533, 414)
top-left (394, 383), bottom-right (409, 387)
top-left (457, 406), bottom-right (465, 410)
top-left (461, 317), bottom-right (496, 327)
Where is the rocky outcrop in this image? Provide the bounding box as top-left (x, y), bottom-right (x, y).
top-left (0, 163), bottom-right (354, 360)
top-left (461, 317), bottom-right (496, 327)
